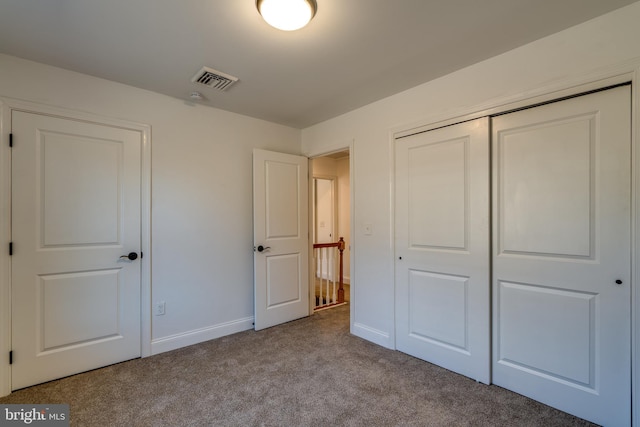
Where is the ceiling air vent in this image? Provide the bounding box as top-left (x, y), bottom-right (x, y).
top-left (191, 66), bottom-right (238, 91)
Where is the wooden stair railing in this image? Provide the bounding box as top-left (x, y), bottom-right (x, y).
top-left (313, 237), bottom-right (346, 309)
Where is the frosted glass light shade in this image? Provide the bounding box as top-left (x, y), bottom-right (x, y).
top-left (257, 0), bottom-right (317, 31)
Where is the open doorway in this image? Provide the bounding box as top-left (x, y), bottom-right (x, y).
top-left (310, 150), bottom-right (351, 312)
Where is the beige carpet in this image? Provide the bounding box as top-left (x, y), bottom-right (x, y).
top-left (1, 305), bottom-right (595, 426)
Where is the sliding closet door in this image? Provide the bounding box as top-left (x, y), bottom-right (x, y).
top-left (395, 118), bottom-right (490, 384)
top-left (492, 86), bottom-right (631, 426)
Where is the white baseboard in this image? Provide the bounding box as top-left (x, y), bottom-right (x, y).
top-left (352, 322), bottom-right (393, 349)
top-left (151, 317), bottom-right (254, 355)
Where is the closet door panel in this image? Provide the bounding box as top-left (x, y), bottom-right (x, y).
top-left (492, 85), bottom-right (631, 426)
top-left (395, 118), bottom-right (490, 384)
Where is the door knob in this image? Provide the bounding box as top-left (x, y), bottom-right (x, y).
top-left (255, 245), bottom-right (271, 253)
top-left (615, 279), bottom-right (623, 285)
top-left (120, 252), bottom-right (138, 261)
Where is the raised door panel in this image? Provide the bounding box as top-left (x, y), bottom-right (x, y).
top-left (266, 161), bottom-right (301, 239)
top-left (266, 254), bottom-right (302, 307)
top-left (40, 270), bottom-right (122, 350)
top-left (497, 281), bottom-right (596, 388)
top-left (498, 115), bottom-right (593, 258)
top-left (408, 270), bottom-right (469, 351)
top-left (41, 132), bottom-right (122, 247)
top-left (408, 137), bottom-right (467, 250)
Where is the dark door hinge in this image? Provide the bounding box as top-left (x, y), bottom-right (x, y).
top-left (9, 133), bottom-right (13, 148)
top-left (141, 251), bottom-right (143, 259)
top-left (9, 242), bottom-right (12, 256)
top-left (9, 351), bottom-right (13, 365)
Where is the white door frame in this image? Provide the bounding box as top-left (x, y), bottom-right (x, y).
top-left (0, 98), bottom-right (152, 397)
top-left (390, 63), bottom-right (640, 425)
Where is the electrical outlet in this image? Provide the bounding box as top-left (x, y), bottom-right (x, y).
top-left (154, 301), bottom-right (166, 316)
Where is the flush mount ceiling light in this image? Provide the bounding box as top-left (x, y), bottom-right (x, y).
top-left (256, 0), bottom-right (317, 31)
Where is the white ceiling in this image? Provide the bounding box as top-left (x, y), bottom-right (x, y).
top-left (0, 0), bottom-right (637, 128)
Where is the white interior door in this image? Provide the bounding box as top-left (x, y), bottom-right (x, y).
top-left (492, 86), bottom-right (631, 426)
top-left (253, 149), bottom-right (309, 331)
top-left (395, 117), bottom-right (490, 384)
top-left (11, 111), bottom-right (141, 390)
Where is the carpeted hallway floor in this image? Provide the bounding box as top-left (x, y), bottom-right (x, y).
top-left (0, 305), bottom-right (595, 426)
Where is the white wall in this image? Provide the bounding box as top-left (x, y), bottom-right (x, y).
top-left (0, 54), bottom-right (301, 354)
top-left (301, 2), bottom-right (640, 349)
top-left (310, 156), bottom-right (337, 176)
